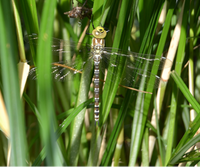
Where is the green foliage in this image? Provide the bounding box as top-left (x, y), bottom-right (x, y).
top-left (1, 0), bottom-right (200, 166)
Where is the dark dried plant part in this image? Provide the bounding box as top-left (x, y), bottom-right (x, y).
top-left (64, 0), bottom-right (92, 19)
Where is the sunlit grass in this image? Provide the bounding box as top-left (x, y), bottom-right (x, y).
top-left (0, 0), bottom-right (200, 166)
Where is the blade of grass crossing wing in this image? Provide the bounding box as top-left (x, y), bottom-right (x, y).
top-left (101, 0), bottom-right (133, 125)
top-left (36, 0), bottom-right (65, 165)
top-left (129, 1), bottom-right (166, 166)
top-left (145, 0), bottom-right (176, 162)
top-left (100, 1), bottom-right (137, 165)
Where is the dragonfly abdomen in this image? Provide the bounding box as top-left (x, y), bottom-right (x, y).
top-left (92, 37), bottom-right (105, 124)
top-left (93, 54), bottom-right (101, 123)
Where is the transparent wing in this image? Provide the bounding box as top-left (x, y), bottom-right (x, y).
top-left (26, 34), bottom-right (172, 90)
top-left (101, 47), bottom-right (172, 89)
top-left (29, 57), bottom-right (93, 81)
top-left (25, 33), bottom-right (91, 58)
top-left (26, 34), bottom-right (93, 81)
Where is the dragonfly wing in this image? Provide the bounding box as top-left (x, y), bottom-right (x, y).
top-left (25, 34), bottom-right (91, 59)
top-left (26, 34), bottom-right (93, 81)
top-left (29, 55), bottom-right (94, 81)
top-left (101, 47), bottom-right (172, 90)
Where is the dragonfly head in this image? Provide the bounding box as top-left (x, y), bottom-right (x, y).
top-left (92, 26), bottom-right (107, 39)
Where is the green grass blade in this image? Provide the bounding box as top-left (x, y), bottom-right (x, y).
top-left (56, 99), bottom-right (94, 136)
top-left (100, 0), bottom-right (112, 25)
top-left (68, 59), bottom-right (93, 165)
top-left (129, 1), bottom-right (166, 165)
top-left (36, 0), bottom-right (64, 165)
top-left (101, 0), bottom-right (134, 125)
top-left (164, 0), bottom-right (189, 164)
top-left (20, 0), bottom-right (39, 64)
top-left (23, 93), bottom-right (41, 124)
top-left (12, 0), bottom-right (26, 62)
top-left (141, 128), bottom-right (149, 165)
top-left (32, 98), bottom-right (93, 165)
top-left (170, 71), bottom-right (200, 113)
top-left (87, 125), bottom-right (104, 166)
top-left (100, 91), bottom-right (130, 165)
top-left (21, 0), bottom-right (39, 34)
top-left (2, 0), bottom-right (200, 165)
top-left (144, 0), bottom-right (176, 164)
top-left (92, 0), bottom-right (104, 27)
top-left (168, 133), bottom-right (200, 165)
top-left (168, 71), bottom-right (200, 165)
top-left (0, 1), bottom-right (28, 165)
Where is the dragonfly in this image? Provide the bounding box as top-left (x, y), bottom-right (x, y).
top-left (27, 26), bottom-right (172, 124)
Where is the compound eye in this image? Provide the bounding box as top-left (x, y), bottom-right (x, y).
top-left (96, 26), bottom-right (104, 33)
top-left (92, 26), bottom-right (107, 38)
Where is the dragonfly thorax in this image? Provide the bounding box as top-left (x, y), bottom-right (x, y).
top-left (92, 38), bottom-right (105, 55)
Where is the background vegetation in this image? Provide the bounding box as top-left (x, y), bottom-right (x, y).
top-left (1, 0), bottom-right (200, 166)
